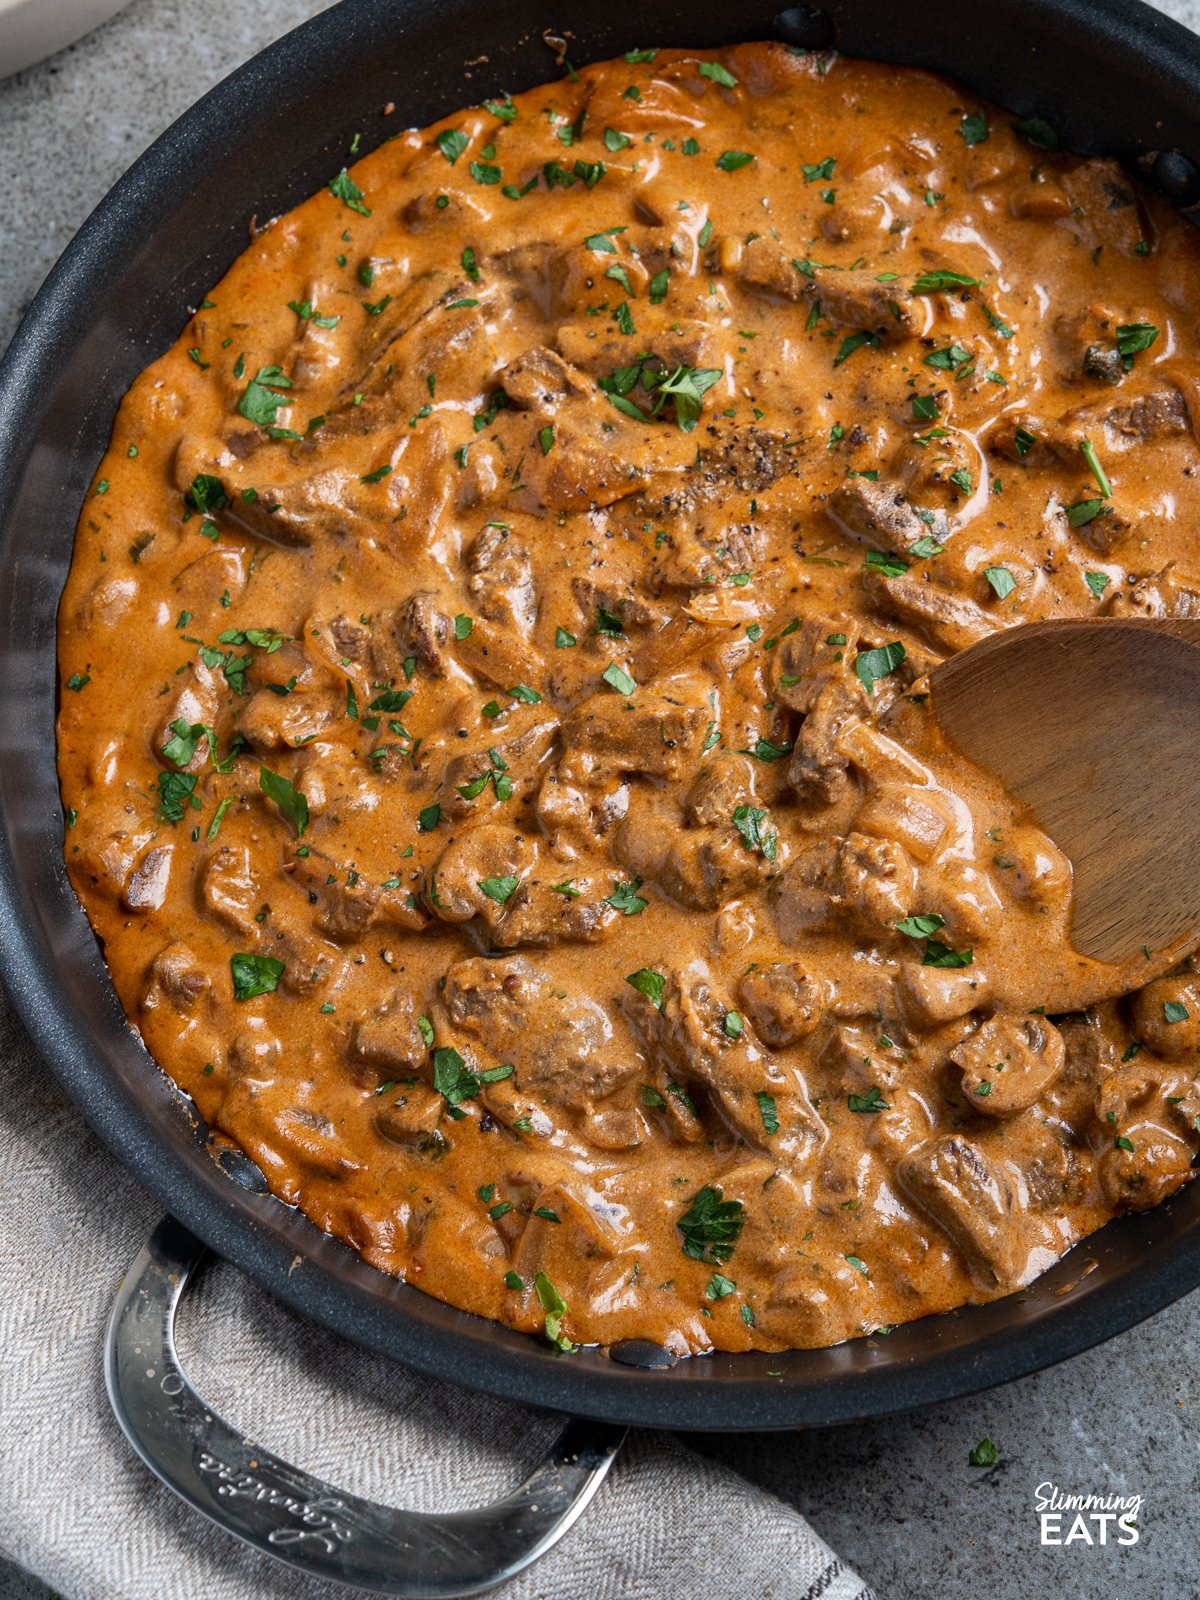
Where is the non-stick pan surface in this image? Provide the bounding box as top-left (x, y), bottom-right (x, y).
top-left (3, 0), bottom-right (1200, 1432)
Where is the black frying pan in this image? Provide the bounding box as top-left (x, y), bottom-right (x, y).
top-left (3, 0), bottom-right (1200, 1449)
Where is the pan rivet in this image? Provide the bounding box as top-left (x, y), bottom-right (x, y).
top-left (1150, 149), bottom-right (1200, 204)
top-left (775, 6), bottom-right (836, 49)
top-left (609, 1338), bottom-right (679, 1370)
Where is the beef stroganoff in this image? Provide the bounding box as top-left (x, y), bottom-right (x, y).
top-left (58, 44), bottom-right (1200, 1354)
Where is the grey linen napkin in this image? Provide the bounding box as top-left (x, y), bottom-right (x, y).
top-left (0, 987), bottom-right (875, 1600)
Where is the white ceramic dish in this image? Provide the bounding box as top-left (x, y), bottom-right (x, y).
top-left (0, 0), bottom-right (130, 77)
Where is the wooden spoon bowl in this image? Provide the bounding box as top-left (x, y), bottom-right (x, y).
top-left (931, 617), bottom-right (1200, 1009)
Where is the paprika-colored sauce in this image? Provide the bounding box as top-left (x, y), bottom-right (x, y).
top-left (57, 43), bottom-right (1200, 1355)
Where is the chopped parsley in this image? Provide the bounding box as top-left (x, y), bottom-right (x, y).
top-left (855, 641), bottom-right (905, 694)
top-left (436, 128), bottom-right (468, 164)
top-left (535, 1272), bottom-right (577, 1352)
top-left (605, 878), bottom-right (648, 915)
top-left (601, 661), bottom-right (637, 695)
top-left (478, 875), bottom-right (519, 904)
top-left (230, 952), bottom-right (285, 1000)
top-left (329, 170), bottom-right (370, 215)
top-left (848, 1086), bottom-right (889, 1112)
top-left (258, 768), bottom-right (309, 837)
top-left (698, 61), bottom-right (738, 87)
top-left (731, 804), bottom-right (778, 861)
top-left (678, 1185), bottom-right (745, 1264)
top-left (756, 1091), bottom-right (779, 1134)
top-left (626, 968), bottom-right (666, 1010)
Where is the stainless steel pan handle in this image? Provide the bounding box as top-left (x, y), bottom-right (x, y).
top-left (105, 1217), bottom-right (627, 1596)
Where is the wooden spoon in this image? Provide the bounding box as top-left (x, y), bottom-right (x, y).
top-left (931, 617), bottom-right (1200, 1008)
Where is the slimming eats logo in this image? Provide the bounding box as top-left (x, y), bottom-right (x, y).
top-left (1035, 1482), bottom-right (1143, 1545)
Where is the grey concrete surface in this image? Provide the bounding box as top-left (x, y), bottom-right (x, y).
top-left (3, 3), bottom-right (1200, 1598)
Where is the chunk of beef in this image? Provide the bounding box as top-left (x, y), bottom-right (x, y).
top-left (437, 708), bottom-right (559, 821)
top-left (488, 877), bottom-right (621, 949)
top-left (259, 926), bottom-right (339, 997)
top-left (466, 523), bottom-right (537, 633)
top-left (622, 962), bottom-right (822, 1157)
top-left (142, 942), bottom-right (210, 1015)
top-left (153, 660), bottom-right (220, 770)
top-left (72, 800), bottom-right (158, 905)
top-left (771, 831), bottom-right (918, 942)
top-left (772, 617), bottom-right (863, 713)
top-left (555, 320), bottom-right (716, 386)
top-left (731, 236), bottom-right (807, 302)
top-left (820, 1020), bottom-right (904, 1094)
top-left (496, 346), bottom-right (590, 410)
top-left (341, 267), bottom-right (470, 395)
top-left (636, 429), bottom-right (798, 524)
top-left (1107, 564), bottom-right (1200, 620)
top-left (306, 612), bottom-right (371, 680)
top-left (986, 1116), bottom-right (1083, 1211)
top-left (683, 753), bottom-right (757, 827)
top-left (863, 569), bottom-right (1000, 654)
top-left (572, 576), bottom-right (665, 633)
top-left (374, 1086), bottom-right (447, 1158)
top-left (1060, 157), bottom-right (1146, 256)
top-left (839, 833), bottom-right (919, 934)
top-left (896, 1135), bottom-right (1024, 1286)
top-left (805, 268), bottom-right (914, 334)
top-left (200, 843), bottom-right (260, 933)
top-left (769, 842), bottom-right (836, 941)
top-left (650, 519), bottom-right (766, 594)
top-left (616, 791), bottom-right (779, 914)
top-left (559, 687), bottom-right (709, 783)
top-left (479, 363), bottom-right (665, 514)
top-left (1003, 387), bottom-right (1190, 465)
top-left (734, 242), bottom-right (914, 333)
top-left (787, 679), bottom-right (862, 807)
top-left (826, 478), bottom-right (929, 553)
top-left (537, 766), bottom-right (629, 859)
top-left (703, 428), bottom-right (803, 495)
top-left (1052, 1012), bottom-right (1119, 1125)
top-left (350, 989), bottom-right (428, 1076)
top-left (1102, 385), bottom-right (1191, 446)
top-left (428, 824), bottom-right (538, 929)
top-left (241, 686), bottom-right (343, 751)
top-left (443, 955), bottom-right (641, 1112)
top-left (123, 845), bottom-right (173, 912)
top-left (393, 592), bottom-right (451, 676)
top-left (949, 1014), bottom-right (1065, 1116)
top-left (737, 964), bottom-right (824, 1047)
top-left (312, 874), bottom-right (427, 941)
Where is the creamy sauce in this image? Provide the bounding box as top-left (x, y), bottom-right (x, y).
top-left (57, 44), bottom-right (1200, 1355)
